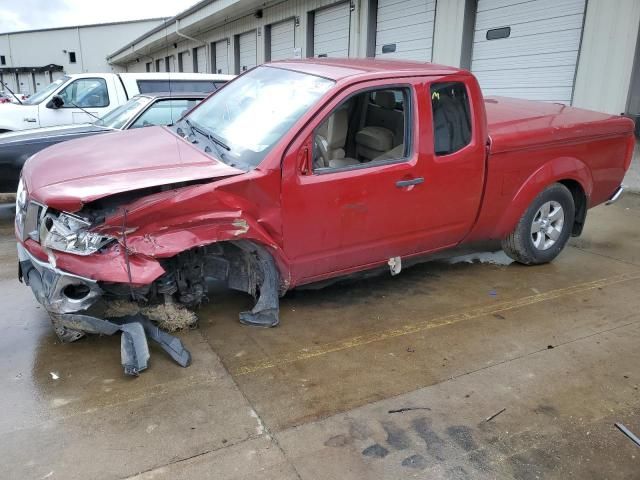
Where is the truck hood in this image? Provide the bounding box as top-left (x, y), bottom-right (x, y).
top-left (0, 123), bottom-right (109, 146)
top-left (485, 97), bottom-right (635, 153)
top-left (22, 126), bottom-right (245, 212)
top-left (0, 102), bottom-right (38, 131)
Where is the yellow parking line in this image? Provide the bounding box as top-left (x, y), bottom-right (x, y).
top-left (232, 272), bottom-right (640, 376)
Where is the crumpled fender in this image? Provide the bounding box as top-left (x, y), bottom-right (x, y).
top-left (95, 178), bottom-right (291, 287)
top-left (492, 156), bottom-right (593, 239)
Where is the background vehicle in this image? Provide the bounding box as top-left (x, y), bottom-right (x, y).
top-left (0, 91), bottom-right (28, 104)
top-left (0, 92), bottom-right (207, 192)
top-left (0, 72), bottom-right (232, 132)
top-left (15, 59), bottom-right (635, 339)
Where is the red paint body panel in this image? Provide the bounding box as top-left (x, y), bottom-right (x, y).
top-left (16, 60), bottom-right (636, 290)
top-left (22, 126), bottom-right (244, 212)
top-left (21, 237), bottom-right (164, 285)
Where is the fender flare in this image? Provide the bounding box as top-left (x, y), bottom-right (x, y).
top-left (493, 156), bottom-right (593, 239)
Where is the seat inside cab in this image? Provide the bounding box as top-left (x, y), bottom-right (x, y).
top-left (313, 88), bottom-right (408, 170)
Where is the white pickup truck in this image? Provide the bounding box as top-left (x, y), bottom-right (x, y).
top-left (0, 72), bottom-right (233, 132)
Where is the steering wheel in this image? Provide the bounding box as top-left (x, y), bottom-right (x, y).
top-left (314, 134), bottom-right (329, 169)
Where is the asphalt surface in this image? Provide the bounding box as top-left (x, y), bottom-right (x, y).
top-left (1, 195), bottom-right (639, 479)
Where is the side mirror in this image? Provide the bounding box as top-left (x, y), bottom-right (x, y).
top-left (298, 144), bottom-right (310, 175)
top-left (46, 95), bottom-right (64, 109)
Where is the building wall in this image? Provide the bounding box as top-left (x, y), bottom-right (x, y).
top-left (123, 0), bottom-right (369, 74)
top-left (432, 0), bottom-right (467, 68)
top-left (113, 0), bottom-right (640, 121)
top-left (0, 18), bottom-right (164, 92)
top-left (572, 0), bottom-right (640, 115)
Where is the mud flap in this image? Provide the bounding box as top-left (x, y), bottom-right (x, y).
top-left (236, 243), bottom-right (280, 328)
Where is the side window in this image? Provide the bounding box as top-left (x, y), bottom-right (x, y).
top-left (58, 78), bottom-right (109, 108)
top-left (313, 87), bottom-right (410, 171)
top-left (430, 82), bottom-right (472, 155)
top-left (136, 80), bottom-right (217, 94)
top-left (130, 99), bottom-right (199, 129)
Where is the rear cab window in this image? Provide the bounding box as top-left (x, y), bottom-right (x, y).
top-left (430, 82), bottom-right (472, 155)
top-left (136, 80), bottom-right (218, 94)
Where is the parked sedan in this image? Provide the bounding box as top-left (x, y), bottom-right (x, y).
top-left (0, 92), bottom-right (206, 192)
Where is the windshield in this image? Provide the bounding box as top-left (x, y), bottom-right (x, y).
top-left (184, 66), bottom-right (334, 169)
top-left (23, 76), bottom-right (70, 105)
top-left (94, 96), bottom-right (152, 129)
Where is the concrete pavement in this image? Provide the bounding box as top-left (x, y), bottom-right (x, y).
top-left (0, 195), bottom-right (639, 479)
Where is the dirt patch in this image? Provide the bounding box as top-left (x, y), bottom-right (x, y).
top-left (103, 300), bottom-right (198, 332)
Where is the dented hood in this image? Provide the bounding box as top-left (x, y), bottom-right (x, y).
top-left (22, 126), bottom-right (244, 212)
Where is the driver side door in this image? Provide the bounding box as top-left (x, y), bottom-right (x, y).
top-left (281, 79), bottom-right (433, 284)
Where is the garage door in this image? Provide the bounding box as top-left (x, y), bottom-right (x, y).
top-left (375, 0), bottom-right (436, 61)
top-left (34, 73), bottom-right (48, 92)
top-left (195, 46), bottom-right (207, 72)
top-left (180, 51), bottom-right (194, 73)
top-left (471, 0), bottom-right (586, 104)
top-left (270, 19), bottom-right (295, 61)
top-left (1, 73), bottom-right (18, 94)
top-left (214, 39), bottom-right (230, 74)
top-left (238, 31), bottom-right (257, 73)
top-left (313, 2), bottom-right (350, 58)
top-left (18, 72), bottom-right (33, 95)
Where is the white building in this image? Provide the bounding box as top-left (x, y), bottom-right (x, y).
top-left (0, 18), bottom-right (166, 95)
top-left (107, 0), bottom-right (640, 119)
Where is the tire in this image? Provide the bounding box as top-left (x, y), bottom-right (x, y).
top-left (502, 183), bottom-right (575, 265)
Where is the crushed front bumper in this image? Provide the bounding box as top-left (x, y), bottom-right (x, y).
top-left (17, 242), bottom-right (103, 314)
top-left (17, 242), bottom-right (192, 376)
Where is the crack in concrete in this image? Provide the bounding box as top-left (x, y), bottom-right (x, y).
top-left (197, 328), bottom-right (304, 480)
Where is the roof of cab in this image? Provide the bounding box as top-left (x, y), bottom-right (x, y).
top-left (267, 58), bottom-right (466, 81)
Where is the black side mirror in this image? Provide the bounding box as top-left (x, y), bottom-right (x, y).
top-left (46, 95), bottom-right (64, 109)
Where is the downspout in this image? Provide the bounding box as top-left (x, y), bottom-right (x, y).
top-left (175, 19), bottom-right (209, 72)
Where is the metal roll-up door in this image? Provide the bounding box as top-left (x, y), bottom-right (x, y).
top-left (238, 31), bottom-right (257, 72)
top-left (214, 40), bottom-right (229, 74)
top-left (375, 0), bottom-right (436, 61)
top-left (471, 0), bottom-right (586, 104)
top-left (270, 19), bottom-right (295, 61)
top-left (18, 72), bottom-right (33, 95)
top-left (34, 73), bottom-right (48, 92)
top-left (313, 2), bottom-right (350, 58)
top-left (195, 46), bottom-right (207, 72)
top-left (1, 73), bottom-right (18, 93)
top-left (180, 51), bottom-right (194, 73)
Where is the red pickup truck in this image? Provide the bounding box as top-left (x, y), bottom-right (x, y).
top-left (16, 59), bottom-right (635, 338)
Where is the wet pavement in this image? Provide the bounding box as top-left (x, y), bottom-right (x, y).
top-left (1, 195), bottom-right (639, 479)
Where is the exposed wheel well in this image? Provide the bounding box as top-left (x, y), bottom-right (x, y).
top-left (0, 129), bottom-right (11, 134)
top-left (558, 179), bottom-right (587, 236)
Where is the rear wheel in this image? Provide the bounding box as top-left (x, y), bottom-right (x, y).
top-left (502, 183), bottom-right (575, 265)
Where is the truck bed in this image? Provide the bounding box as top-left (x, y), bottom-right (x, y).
top-left (484, 97), bottom-right (633, 154)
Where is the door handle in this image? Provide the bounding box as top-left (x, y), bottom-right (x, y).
top-left (396, 177), bottom-right (424, 188)
top-left (23, 117), bottom-right (37, 123)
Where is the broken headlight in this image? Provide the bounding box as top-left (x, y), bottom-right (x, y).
top-left (15, 178), bottom-right (27, 234)
top-left (40, 211), bottom-right (115, 256)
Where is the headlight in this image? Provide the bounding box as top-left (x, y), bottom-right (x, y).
top-left (15, 178), bottom-right (27, 234)
top-left (40, 211), bottom-right (115, 256)
top-left (16, 178), bottom-right (27, 214)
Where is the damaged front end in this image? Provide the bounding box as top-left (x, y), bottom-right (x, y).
top-left (17, 242), bottom-right (192, 375)
top-left (16, 180), bottom-right (283, 375)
